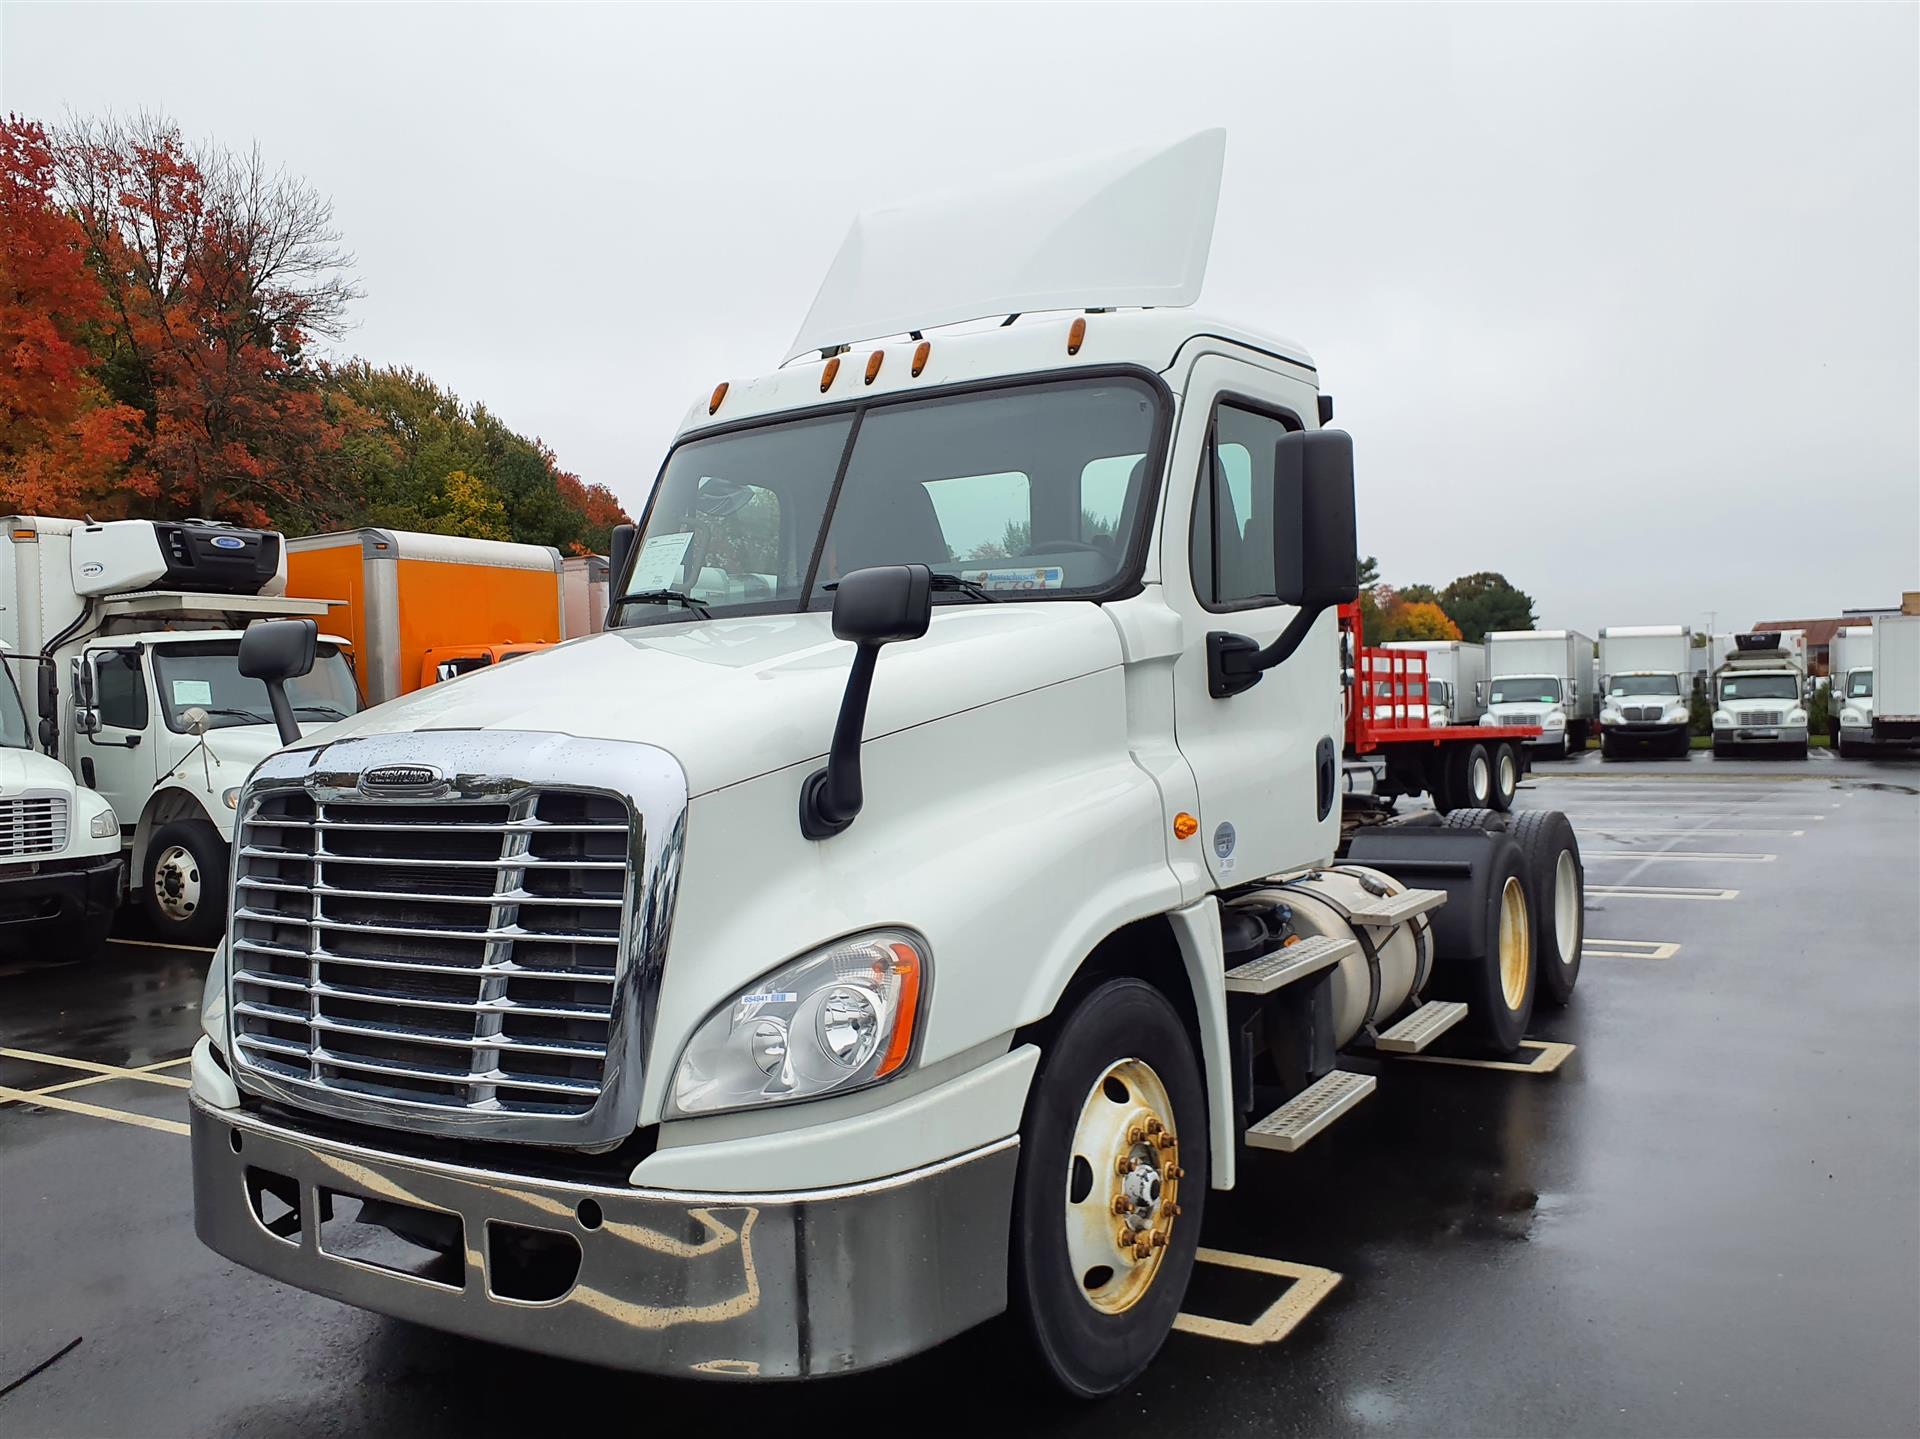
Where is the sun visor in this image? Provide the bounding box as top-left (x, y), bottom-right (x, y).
top-left (785, 128), bottom-right (1226, 364)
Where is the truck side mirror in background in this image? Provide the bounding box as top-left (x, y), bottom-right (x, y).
top-left (799, 563), bottom-right (934, 840)
top-left (1208, 429), bottom-right (1359, 698)
top-left (606, 523), bottom-right (637, 624)
top-left (239, 618), bottom-right (319, 746)
top-left (1475, 681), bottom-right (1487, 705)
top-left (35, 660), bottom-right (60, 753)
top-left (70, 656), bottom-right (101, 736)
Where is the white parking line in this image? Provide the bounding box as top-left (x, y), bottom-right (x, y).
top-left (1583, 939), bottom-right (1681, 960)
top-left (1583, 851), bottom-right (1775, 863)
top-left (1550, 812), bottom-right (1827, 822)
top-left (1587, 884), bottom-right (1740, 900)
top-left (0, 1084), bottom-right (188, 1137)
top-left (1581, 827), bottom-right (1805, 837)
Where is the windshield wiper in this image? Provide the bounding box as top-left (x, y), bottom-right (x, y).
top-left (196, 706), bottom-right (272, 724)
top-left (822, 573), bottom-right (998, 603)
top-left (621, 589), bottom-right (711, 619)
top-left (293, 705), bottom-right (349, 720)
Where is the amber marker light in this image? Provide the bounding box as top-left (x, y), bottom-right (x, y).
top-left (912, 340), bottom-right (931, 376)
top-left (708, 382), bottom-right (729, 415)
top-left (1068, 316), bottom-right (1087, 355)
top-left (876, 941), bottom-right (925, 1078)
top-left (1173, 812), bottom-right (1199, 840)
top-left (10, 529), bottom-right (36, 541)
top-left (865, 351), bottom-right (884, 385)
top-left (820, 356), bottom-right (841, 392)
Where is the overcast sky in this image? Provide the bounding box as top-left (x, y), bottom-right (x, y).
top-left (5, 3), bottom-right (1915, 630)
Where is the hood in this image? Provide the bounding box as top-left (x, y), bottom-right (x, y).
top-left (300, 605), bottom-right (1124, 797)
top-left (0, 745), bottom-right (79, 797)
top-left (159, 721), bottom-right (341, 788)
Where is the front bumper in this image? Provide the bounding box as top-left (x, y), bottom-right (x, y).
top-left (1602, 721), bottom-right (1688, 739)
top-left (1717, 722), bottom-right (1808, 746)
top-left (191, 1096), bottom-right (1018, 1379)
top-left (0, 853), bottom-right (124, 936)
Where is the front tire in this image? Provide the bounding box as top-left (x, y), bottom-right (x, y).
top-left (1009, 978), bottom-right (1208, 1397)
top-left (141, 819), bottom-right (229, 946)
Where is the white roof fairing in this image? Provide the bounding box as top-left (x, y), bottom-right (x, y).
top-left (785, 129), bottom-right (1228, 364)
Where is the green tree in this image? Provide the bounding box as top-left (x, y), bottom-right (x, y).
top-left (1355, 555), bottom-right (1384, 640)
top-left (1439, 571), bottom-right (1537, 643)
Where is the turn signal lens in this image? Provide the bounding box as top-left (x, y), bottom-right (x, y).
top-left (911, 340), bottom-right (931, 376)
top-left (820, 356), bottom-right (841, 392)
top-left (708, 382), bottom-right (729, 415)
top-left (1173, 812), bottom-right (1199, 840)
top-left (864, 351), bottom-right (884, 385)
top-left (1068, 316), bottom-right (1087, 355)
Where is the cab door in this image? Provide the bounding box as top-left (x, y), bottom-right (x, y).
top-left (1160, 353), bottom-right (1344, 886)
top-left (78, 645), bottom-right (157, 836)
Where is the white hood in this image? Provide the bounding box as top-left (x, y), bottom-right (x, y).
top-left (301, 605), bottom-right (1124, 797)
top-left (0, 744), bottom-right (81, 797)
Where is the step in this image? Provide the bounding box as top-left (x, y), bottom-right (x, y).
top-left (1245, 1069), bottom-right (1377, 1153)
top-left (1373, 999), bottom-right (1469, 1054)
top-left (1345, 886), bottom-right (1447, 928)
top-left (1223, 934), bottom-right (1357, 996)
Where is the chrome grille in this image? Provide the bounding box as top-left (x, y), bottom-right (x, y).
top-left (0, 796), bottom-right (68, 857)
top-left (1744, 710), bottom-right (1784, 727)
top-left (228, 788), bottom-right (632, 1118)
top-left (1623, 704), bottom-right (1663, 722)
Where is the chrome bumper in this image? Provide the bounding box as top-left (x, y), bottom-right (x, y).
top-left (192, 1097), bottom-right (1017, 1379)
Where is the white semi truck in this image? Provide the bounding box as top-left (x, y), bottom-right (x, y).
top-left (1381, 638), bottom-right (1485, 726)
top-left (2, 518), bottom-right (362, 943)
top-left (1596, 625), bottom-right (1694, 759)
top-left (1481, 629), bottom-right (1597, 758)
top-left (1709, 630), bottom-right (1808, 758)
top-left (188, 133), bottom-right (1586, 1396)
top-left (0, 644), bottom-right (124, 959)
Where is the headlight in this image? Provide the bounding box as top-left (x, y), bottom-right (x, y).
top-left (1664, 705), bottom-right (1691, 724)
top-left (1842, 708), bottom-right (1869, 726)
top-left (223, 787), bottom-right (242, 810)
top-left (1787, 709), bottom-right (1806, 725)
top-left (670, 929), bottom-right (928, 1117)
top-left (1713, 710), bottom-right (1733, 727)
top-left (89, 805), bottom-right (120, 839)
top-left (1543, 712), bottom-right (1566, 729)
top-left (1478, 714), bottom-right (1495, 727)
top-left (1600, 707), bottom-right (1623, 724)
top-left (201, 938), bottom-right (229, 1050)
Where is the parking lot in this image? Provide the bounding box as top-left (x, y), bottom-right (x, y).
top-left (2, 752), bottom-right (1916, 1438)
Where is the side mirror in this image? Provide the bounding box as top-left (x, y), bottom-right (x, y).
top-left (75, 705), bottom-right (101, 736)
top-left (799, 564), bottom-right (934, 840)
top-left (435, 661), bottom-right (461, 684)
top-left (239, 618), bottom-right (318, 745)
top-left (1208, 429), bottom-right (1358, 698)
top-left (1475, 681), bottom-right (1486, 704)
top-left (606, 523), bottom-right (637, 623)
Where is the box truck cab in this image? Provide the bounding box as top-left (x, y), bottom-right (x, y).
top-left (189, 132), bottom-right (1588, 1397)
top-left (0, 646), bottom-right (123, 959)
top-left (1381, 639), bottom-right (1485, 726)
top-left (2, 518), bottom-right (361, 944)
top-left (1830, 624), bottom-right (1874, 752)
top-left (1481, 630), bottom-right (1596, 758)
top-left (1597, 625), bottom-right (1694, 758)
top-left (1848, 610), bottom-right (1920, 756)
top-left (1710, 631), bottom-right (1808, 758)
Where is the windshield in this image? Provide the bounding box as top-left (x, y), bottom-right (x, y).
top-left (1489, 676), bottom-right (1561, 705)
top-left (0, 663), bottom-right (30, 749)
top-left (613, 377), bottom-right (1163, 624)
top-left (1719, 673), bottom-right (1798, 702)
top-left (1430, 680), bottom-right (1452, 707)
top-left (152, 641), bottom-right (361, 732)
top-left (1847, 669), bottom-right (1873, 698)
top-left (1608, 673), bottom-right (1681, 697)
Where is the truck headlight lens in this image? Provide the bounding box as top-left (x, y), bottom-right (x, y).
top-left (1713, 710), bottom-right (1732, 728)
top-left (223, 787), bottom-right (242, 810)
top-left (1478, 714), bottom-right (1495, 727)
top-left (89, 805), bottom-right (120, 839)
top-left (1543, 712), bottom-right (1566, 729)
top-left (1601, 707), bottom-right (1623, 724)
top-left (1664, 705), bottom-right (1691, 724)
top-left (1787, 709), bottom-right (1806, 725)
top-left (1843, 708), bottom-right (1869, 727)
top-left (670, 929), bottom-right (928, 1117)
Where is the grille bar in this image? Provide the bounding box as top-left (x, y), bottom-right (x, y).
top-left (232, 940), bottom-right (616, 983)
top-left (237, 877), bottom-right (624, 908)
top-left (0, 796), bottom-right (69, 857)
top-left (233, 1035), bottom-right (601, 1097)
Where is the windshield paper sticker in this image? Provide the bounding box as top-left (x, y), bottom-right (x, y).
top-left (958, 566), bottom-right (1065, 592)
top-left (630, 532), bottom-right (694, 592)
top-left (171, 679), bottom-right (214, 706)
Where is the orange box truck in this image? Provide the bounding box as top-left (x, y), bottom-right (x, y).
top-left (286, 530), bottom-right (570, 706)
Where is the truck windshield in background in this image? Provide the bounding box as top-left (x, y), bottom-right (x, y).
top-left (0, 663), bottom-right (30, 748)
top-left (1489, 676), bottom-right (1561, 705)
top-left (1847, 670), bottom-right (1873, 698)
top-left (613, 376), bottom-right (1163, 625)
top-left (1608, 673), bottom-right (1681, 696)
top-left (1720, 673), bottom-right (1798, 702)
top-left (1430, 680), bottom-right (1453, 708)
top-left (152, 641), bottom-right (361, 732)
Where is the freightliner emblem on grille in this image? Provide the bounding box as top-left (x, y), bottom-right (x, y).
top-left (360, 764), bottom-right (443, 792)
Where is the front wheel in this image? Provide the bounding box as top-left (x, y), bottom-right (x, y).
top-left (141, 819), bottom-right (229, 947)
top-left (1008, 978), bottom-right (1209, 1397)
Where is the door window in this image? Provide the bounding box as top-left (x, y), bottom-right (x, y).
top-left (1191, 402), bottom-right (1298, 609)
top-left (94, 652), bottom-right (148, 729)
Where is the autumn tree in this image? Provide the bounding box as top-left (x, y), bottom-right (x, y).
top-left (0, 115), bottom-right (142, 511)
top-left (1375, 597), bottom-right (1462, 642)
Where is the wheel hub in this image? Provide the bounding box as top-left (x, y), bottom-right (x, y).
top-left (153, 844), bottom-right (201, 921)
top-left (1065, 1058), bottom-right (1182, 1315)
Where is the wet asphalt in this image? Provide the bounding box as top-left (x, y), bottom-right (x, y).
top-left (2, 749), bottom-right (1916, 1437)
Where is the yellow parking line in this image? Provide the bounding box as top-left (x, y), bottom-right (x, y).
top-left (105, 936), bottom-right (215, 955)
top-left (0, 1048), bottom-right (193, 1086)
top-left (0, 1084), bottom-right (189, 1137)
top-left (1583, 939), bottom-right (1681, 960)
top-left (18, 1056), bottom-right (193, 1099)
top-left (1398, 1040), bottom-right (1577, 1075)
top-left (1173, 1249), bottom-right (1342, 1345)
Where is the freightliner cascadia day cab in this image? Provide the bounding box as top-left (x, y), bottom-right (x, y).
top-left (1481, 629), bottom-right (1597, 758)
top-left (0, 644), bottom-right (124, 959)
top-left (1596, 625), bottom-right (1694, 759)
top-left (190, 133), bottom-right (1588, 1395)
top-left (1830, 624), bottom-right (1874, 752)
top-left (1381, 639), bottom-right (1485, 726)
top-left (2, 517), bottom-right (361, 945)
top-left (284, 529), bottom-right (569, 702)
top-left (1710, 631), bottom-right (1809, 758)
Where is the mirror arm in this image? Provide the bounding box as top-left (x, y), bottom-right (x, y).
top-left (262, 680), bottom-right (300, 747)
top-left (799, 643), bottom-right (881, 839)
top-left (1207, 606), bottom-right (1324, 699)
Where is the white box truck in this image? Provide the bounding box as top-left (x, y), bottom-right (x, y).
top-left (562, 553), bottom-right (610, 639)
top-left (1829, 624), bottom-right (1874, 751)
top-left (1855, 612), bottom-right (1920, 755)
top-left (188, 132), bottom-right (1588, 1397)
top-left (2, 518), bottom-right (362, 944)
top-left (1380, 639), bottom-right (1485, 726)
top-left (1709, 631), bottom-right (1808, 758)
top-left (1597, 625), bottom-right (1694, 759)
top-left (1481, 629), bottom-right (1597, 758)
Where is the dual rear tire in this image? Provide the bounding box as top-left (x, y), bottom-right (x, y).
top-left (1431, 742), bottom-right (1519, 814)
top-left (1439, 807), bottom-right (1583, 1010)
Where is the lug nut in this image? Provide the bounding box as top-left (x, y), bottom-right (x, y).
top-left (1118, 1228), bottom-right (1136, 1252)
top-left (1147, 1118), bottom-right (1163, 1135)
top-left (1112, 1196), bottom-right (1130, 1216)
top-left (1158, 1132), bottom-right (1177, 1150)
top-left (1128, 1125), bottom-right (1146, 1144)
top-left (1168, 1202), bottom-right (1183, 1217)
top-left (1151, 1229), bottom-right (1168, 1248)
top-left (1116, 1156), bottom-right (1133, 1177)
top-left (1166, 1164), bottom-right (1184, 1181)
top-left (1134, 1240), bottom-right (1153, 1259)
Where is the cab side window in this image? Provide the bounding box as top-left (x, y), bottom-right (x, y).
top-left (1191, 402), bottom-right (1297, 609)
top-left (95, 652), bottom-right (148, 729)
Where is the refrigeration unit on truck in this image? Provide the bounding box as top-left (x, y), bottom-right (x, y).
top-left (189, 132), bottom-right (1588, 1398)
top-left (1709, 630), bottom-right (1808, 758)
top-left (1847, 611), bottom-right (1920, 756)
top-left (284, 529), bottom-right (569, 704)
top-left (2, 517), bottom-right (361, 944)
top-left (0, 643), bottom-right (123, 960)
top-left (1381, 639), bottom-right (1485, 727)
top-left (1596, 625), bottom-right (1694, 758)
top-left (1830, 625), bottom-right (1874, 752)
top-left (1482, 629), bottom-right (1597, 758)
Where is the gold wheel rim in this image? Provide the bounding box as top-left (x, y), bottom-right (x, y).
top-left (1064, 1057), bottom-right (1182, 1315)
top-left (1498, 875), bottom-right (1531, 1010)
